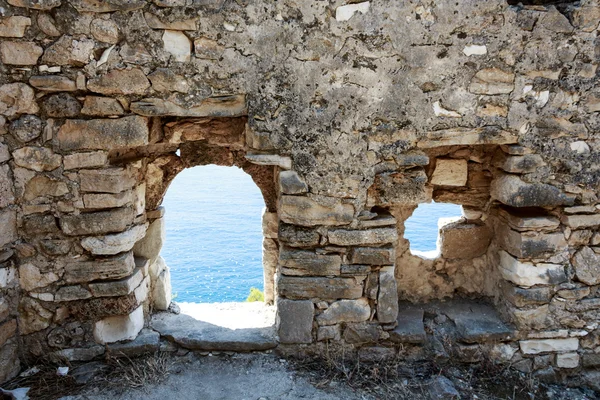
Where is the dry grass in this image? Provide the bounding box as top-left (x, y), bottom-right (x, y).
top-left (101, 352), bottom-right (172, 391)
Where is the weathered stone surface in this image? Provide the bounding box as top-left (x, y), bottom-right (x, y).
top-left (262, 211), bottom-right (278, 239)
top-left (64, 251), bottom-right (135, 283)
top-left (7, 0), bottom-right (60, 8)
top-left (498, 250), bottom-right (566, 287)
top-left (0, 41), bottom-right (42, 65)
top-left (162, 30), bottom-right (192, 62)
top-left (491, 175), bottom-right (569, 208)
top-left (497, 207), bottom-right (560, 231)
top-left (279, 249), bottom-right (341, 276)
top-left (572, 247), bottom-right (600, 286)
top-left (21, 213), bottom-right (58, 236)
top-left (153, 266), bottom-right (172, 311)
top-left (442, 301), bottom-right (513, 343)
top-left (0, 16), bottom-right (31, 37)
top-left (81, 224), bottom-right (147, 255)
top-left (19, 263), bottom-right (59, 291)
top-left (317, 325), bottom-right (341, 341)
top-left (279, 196), bottom-right (353, 227)
top-left (277, 276), bottom-right (364, 300)
top-left (500, 154), bottom-right (545, 174)
top-left (367, 170), bottom-right (429, 207)
top-left (561, 214), bottom-right (600, 229)
top-left (343, 322), bottom-right (380, 344)
top-left (377, 266), bottom-right (398, 323)
top-left (82, 191), bottom-right (133, 210)
top-left (79, 168), bottom-right (136, 194)
top-left (60, 207), bottom-right (135, 236)
top-left (88, 69), bottom-right (150, 95)
top-left (133, 217), bottom-right (164, 265)
top-left (431, 159), bottom-right (468, 187)
top-left (30, 75), bottom-right (76, 92)
top-left (152, 312), bottom-right (277, 350)
top-left (279, 170), bottom-right (308, 194)
top-left (42, 35), bottom-right (94, 66)
top-left (328, 228), bottom-right (397, 246)
top-left (0, 319), bottom-right (17, 348)
top-left (70, 0), bottom-right (145, 12)
top-left (417, 127), bottom-right (517, 148)
top-left (0, 165), bottom-right (14, 209)
top-left (9, 115), bottom-right (42, 143)
top-left (18, 297), bottom-right (53, 334)
top-left (93, 305), bottom-right (144, 344)
top-left (13, 146), bottom-right (61, 172)
top-left (148, 68), bottom-right (189, 93)
top-left (469, 68), bottom-right (514, 95)
top-left (41, 93), bottom-right (81, 118)
top-left (55, 285), bottom-right (92, 301)
top-left (64, 151), bottom-right (107, 170)
top-left (145, 13), bottom-right (197, 31)
top-left (131, 95), bottom-right (246, 117)
top-left (502, 283), bottom-right (552, 307)
top-left (496, 223), bottom-right (567, 259)
top-left (316, 298), bottom-right (370, 325)
top-left (81, 96), bottom-right (125, 116)
top-left (440, 222), bottom-right (491, 259)
top-left (245, 154), bottom-right (291, 169)
top-left (0, 340), bottom-right (19, 384)
top-left (90, 18), bottom-right (119, 44)
top-left (277, 298), bottom-right (313, 344)
top-left (348, 247), bottom-right (394, 265)
top-left (390, 306), bottom-right (426, 344)
top-left (58, 116), bottom-right (149, 151)
top-left (0, 83), bottom-right (38, 117)
top-left (24, 175), bottom-right (68, 201)
top-left (519, 338), bottom-right (579, 355)
top-left (89, 267), bottom-right (143, 298)
top-left (108, 328), bottom-right (160, 357)
top-left (556, 353), bottom-right (579, 369)
top-left (278, 223), bottom-right (320, 247)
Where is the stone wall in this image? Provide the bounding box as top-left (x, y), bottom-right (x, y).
top-left (1, 0), bottom-right (600, 388)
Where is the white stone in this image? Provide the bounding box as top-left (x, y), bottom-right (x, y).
top-left (81, 224), bottom-right (147, 255)
top-left (245, 153), bottom-right (292, 169)
top-left (149, 255), bottom-right (167, 282)
top-left (498, 250), bottom-right (564, 287)
top-left (134, 276), bottom-right (150, 304)
top-left (463, 44), bottom-right (487, 56)
top-left (519, 338), bottom-right (579, 354)
top-left (0, 267), bottom-right (16, 288)
top-left (162, 30), bottom-right (191, 62)
top-left (431, 159), bottom-right (468, 186)
top-left (527, 330), bottom-right (569, 339)
top-left (556, 353), bottom-right (580, 368)
top-left (19, 263), bottom-right (59, 291)
top-left (153, 266), bottom-right (172, 311)
top-left (133, 218), bottom-right (165, 266)
top-left (433, 101), bottom-right (461, 118)
top-left (570, 141), bottom-right (590, 154)
top-left (30, 292), bottom-right (54, 302)
top-left (336, 2), bottom-right (370, 22)
top-left (93, 305), bottom-right (144, 344)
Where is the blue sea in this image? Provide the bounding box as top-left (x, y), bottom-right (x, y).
top-left (161, 166), bottom-right (462, 303)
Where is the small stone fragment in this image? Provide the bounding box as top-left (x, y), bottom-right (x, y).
top-left (336, 2), bottom-right (370, 22)
top-left (162, 30), bottom-right (191, 62)
top-left (37, 13), bottom-right (61, 36)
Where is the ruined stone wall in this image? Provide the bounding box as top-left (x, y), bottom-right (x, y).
top-left (1, 0), bottom-right (600, 388)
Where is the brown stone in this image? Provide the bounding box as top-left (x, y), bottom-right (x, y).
top-left (0, 16), bottom-right (31, 37)
top-left (41, 93), bottom-right (81, 118)
top-left (0, 165), bottom-right (14, 208)
top-left (70, 0), bottom-right (145, 12)
top-left (37, 13), bottom-right (60, 36)
top-left (0, 83), bottom-right (38, 117)
top-left (21, 213), bottom-right (58, 236)
top-left (131, 95), bottom-right (246, 118)
top-left (58, 116), bottom-right (149, 151)
top-left (440, 222), bottom-right (491, 259)
top-left (417, 127), bottom-right (517, 148)
top-left (13, 146), bottom-right (61, 172)
top-left (144, 12), bottom-right (197, 31)
top-left (64, 251), bottom-right (135, 283)
top-left (7, 0), bottom-right (61, 9)
top-left (29, 75), bottom-right (76, 92)
top-left (491, 175), bottom-right (569, 208)
top-left (367, 170), bottom-right (429, 207)
top-left (59, 207), bottom-right (135, 236)
top-left (23, 175), bottom-right (69, 201)
top-left (279, 249), bottom-right (341, 276)
top-left (469, 68), bottom-right (515, 95)
top-left (431, 159), bottom-right (468, 187)
top-left (90, 18), bottom-right (119, 44)
top-left (79, 168), bottom-right (136, 194)
top-left (0, 319), bottom-right (16, 348)
top-left (0, 340), bottom-right (19, 383)
top-left (41, 35), bottom-right (95, 66)
top-left (64, 151), bottom-right (107, 170)
top-left (88, 69), bottom-right (150, 96)
top-left (277, 275), bottom-right (364, 300)
top-left (81, 96), bottom-right (125, 116)
top-left (18, 297), bottom-right (53, 335)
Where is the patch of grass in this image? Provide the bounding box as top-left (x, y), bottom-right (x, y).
top-left (245, 287), bottom-right (264, 302)
top-left (103, 352), bottom-right (171, 391)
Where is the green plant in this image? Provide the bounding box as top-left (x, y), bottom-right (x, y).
top-left (245, 287), bottom-right (264, 302)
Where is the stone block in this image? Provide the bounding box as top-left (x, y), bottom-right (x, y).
top-left (23, 175), bottom-right (68, 201)
top-left (58, 116), bottom-right (149, 151)
top-left (262, 211), bottom-right (278, 239)
top-left (316, 298), bottom-right (370, 325)
top-left (277, 298), bottom-right (313, 344)
top-left (108, 328), bottom-right (160, 358)
top-left (55, 285), bottom-right (92, 302)
top-left (328, 227), bottom-right (397, 246)
top-left (93, 305), bottom-right (144, 344)
top-left (245, 154), bottom-right (291, 169)
top-left (52, 346), bottom-right (105, 362)
top-left (279, 195), bottom-right (354, 227)
top-left (491, 175), bottom-right (569, 208)
top-left (19, 263), bottom-right (59, 291)
top-left (81, 96), bottom-right (125, 116)
top-left (13, 146), bottom-right (61, 171)
top-left (133, 216), bottom-right (165, 265)
top-left (561, 214), bottom-right (600, 229)
top-left (18, 297), bottom-right (53, 334)
top-left (317, 325), bottom-right (341, 341)
top-left (263, 238), bottom-right (278, 304)
top-left (30, 75), bottom-right (77, 92)
top-left (279, 171), bottom-right (308, 194)
top-left (0, 41), bottom-right (42, 65)
top-left (556, 353), bottom-right (579, 369)
top-left (41, 35), bottom-right (95, 66)
top-left (498, 250), bottom-right (566, 287)
top-left (358, 346), bottom-right (397, 362)
top-left (417, 127), bottom-right (517, 148)
top-left (9, 114), bottom-right (42, 142)
top-left (0, 83), bottom-right (38, 117)
top-left (153, 266), bottom-right (172, 311)
top-left (469, 68), bottom-right (515, 95)
top-left (572, 247), bottom-right (600, 285)
top-left (83, 191), bottom-right (134, 209)
top-left (494, 208), bottom-right (557, 231)
top-left (343, 322), bottom-right (379, 344)
top-left (279, 248), bottom-right (341, 276)
top-left (519, 338), bottom-right (579, 354)
top-left (495, 223), bottom-right (566, 259)
top-left (0, 210), bottom-right (16, 248)
top-left (348, 247), bottom-right (394, 265)
top-left (500, 154), bottom-right (545, 173)
top-left (81, 224), bottom-right (147, 256)
top-left (366, 170), bottom-right (430, 207)
top-left (0, 16), bottom-right (31, 37)
top-left (89, 267), bottom-right (144, 298)
top-left (64, 151), bottom-right (107, 170)
top-left (277, 275), bottom-right (364, 300)
top-left (278, 223), bottom-right (320, 247)
top-left (64, 251), bottom-right (135, 283)
top-left (79, 168), bottom-right (136, 194)
top-left (501, 282), bottom-right (552, 307)
top-left (148, 68), bottom-right (189, 93)
top-left (0, 320), bottom-right (16, 348)
top-left (162, 30), bottom-right (191, 62)
top-left (60, 207), bottom-right (135, 236)
top-left (431, 159), bottom-right (468, 187)
top-left (440, 222), bottom-right (491, 259)
top-left (88, 68), bottom-right (150, 95)
top-left (377, 266), bottom-right (398, 324)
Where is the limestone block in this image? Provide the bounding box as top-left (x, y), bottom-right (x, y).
top-left (279, 248), bottom-right (341, 276)
top-left (519, 338), bottom-right (579, 354)
top-left (417, 127), bottom-right (517, 148)
top-left (366, 170), bottom-right (430, 207)
top-left (29, 75), bottom-right (76, 92)
top-left (0, 266), bottom-right (16, 288)
top-left (0, 143), bottom-right (9, 163)
top-left (0, 83), bottom-right (38, 117)
top-left (52, 346), bottom-right (105, 362)
top-left (498, 250), bottom-right (566, 287)
top-left (279, 171), bottom-right (308, 194)
top-left (539, 7), bottom-right (573, 33)
top-left (194, 37), bottom-right (225, 60)
top-left (278, 223), bottom-right (320, 247)
top-left (58, 116), bottom-right (149, 151)
top-left (148, 68), bottom-right (189, 93)
top-left (279, 196), bottom-right (353, 227)
top-left (93, 305), bottom-right (144, 344)
top-left (41, 35), bottom-right (95, 66)
top-left (262, 211), bottom-right (278, 239)
top-left (89, 267), bottom-right (144, 298)
top-left (328, 227), bottom-right (397, 246)
top-left (556, 353), bottom-right (579, 369)
top-left (81, 224), bottom-right (147, 256)
top-left (277, 275), bottom-right (364, 300)
top-left (277, 298), bottom-right (313, 344)
top-left (19, 263), bottom-right (59, 291)
top-left (500, 154), bottom-right (545, 174)
top-left (431, 159), bottom-right (468, 187)
top-left (108, 328), bottom-right (160, 357)
top-left (511, 304), bottom-right (549, 330)
top-left (37, 13), bottom-right (60, 36)
top-left (134, 275), bottom-right (150, 304)
top-left (440, 222), bottom-right (491, 259)
top-left (153, 266), bottom-right (171, 311)
top-left (245, 154), bottom-right (291, 169)
top-left (64, 251), bottom-right (135, 283)
top-left (145, 13), bottom-right (197, 31)
top-left (491, 175), bottom-right (569, 208)
top-left (83, 191), bottom-right (134, 210)
top-left (262, 238), bottom-right (278, 304)
top-left (561, 214), bottom-right (600, 229)
top-left (134, 184), bottom-right (146, 216)
top-left (0, 41), bottom-right (42, 65)
top-left (316, 298), bottom-right (370, 325)
top-left (469, 68), bottom-right (515, 95)
top-left (0, 210), bottom-right (17, 248)
top-left (90, 18), bottom-right (119, 44)
top-left (133, 217), bottom-right (165, 266)
top-left (572, 247), bottom-right (600, 285)
top-left (41, 93), bottom-right (81, 118)
top-left (501, 282), bottom-right (552, 307)
top-left (348, 247), bottom-right (394, 265)
top-left (162, 31), bottom-right (191, 62)
top-left (0, 340), bottom-right (19, 384)
top-left (88, 68), bottom-right (150, 95)
top-left (497, 207), bottom-right (559, 231)
top-left (60, 207), bottom-right (135, 236)
top-left (55, 285), bottom-right (92, 301)
top-left (377, 266), bottom-right (398, 323)
top-left (13, 146), bottom-right (61, 172)
top-left (64, 151), bottom-right (107, 170)
top-left (495, 223), bottom-right (567, 259)
top-left (22, 213), bottom-right (59, 236)
top-left (79, 168), bottom-right (136, 194)
top-left (81, 96), bottom-right (125, 116)
top-left (24, 175), bottom-right (68, 201)
top-left (0, 16), bottom-right (31, 37)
